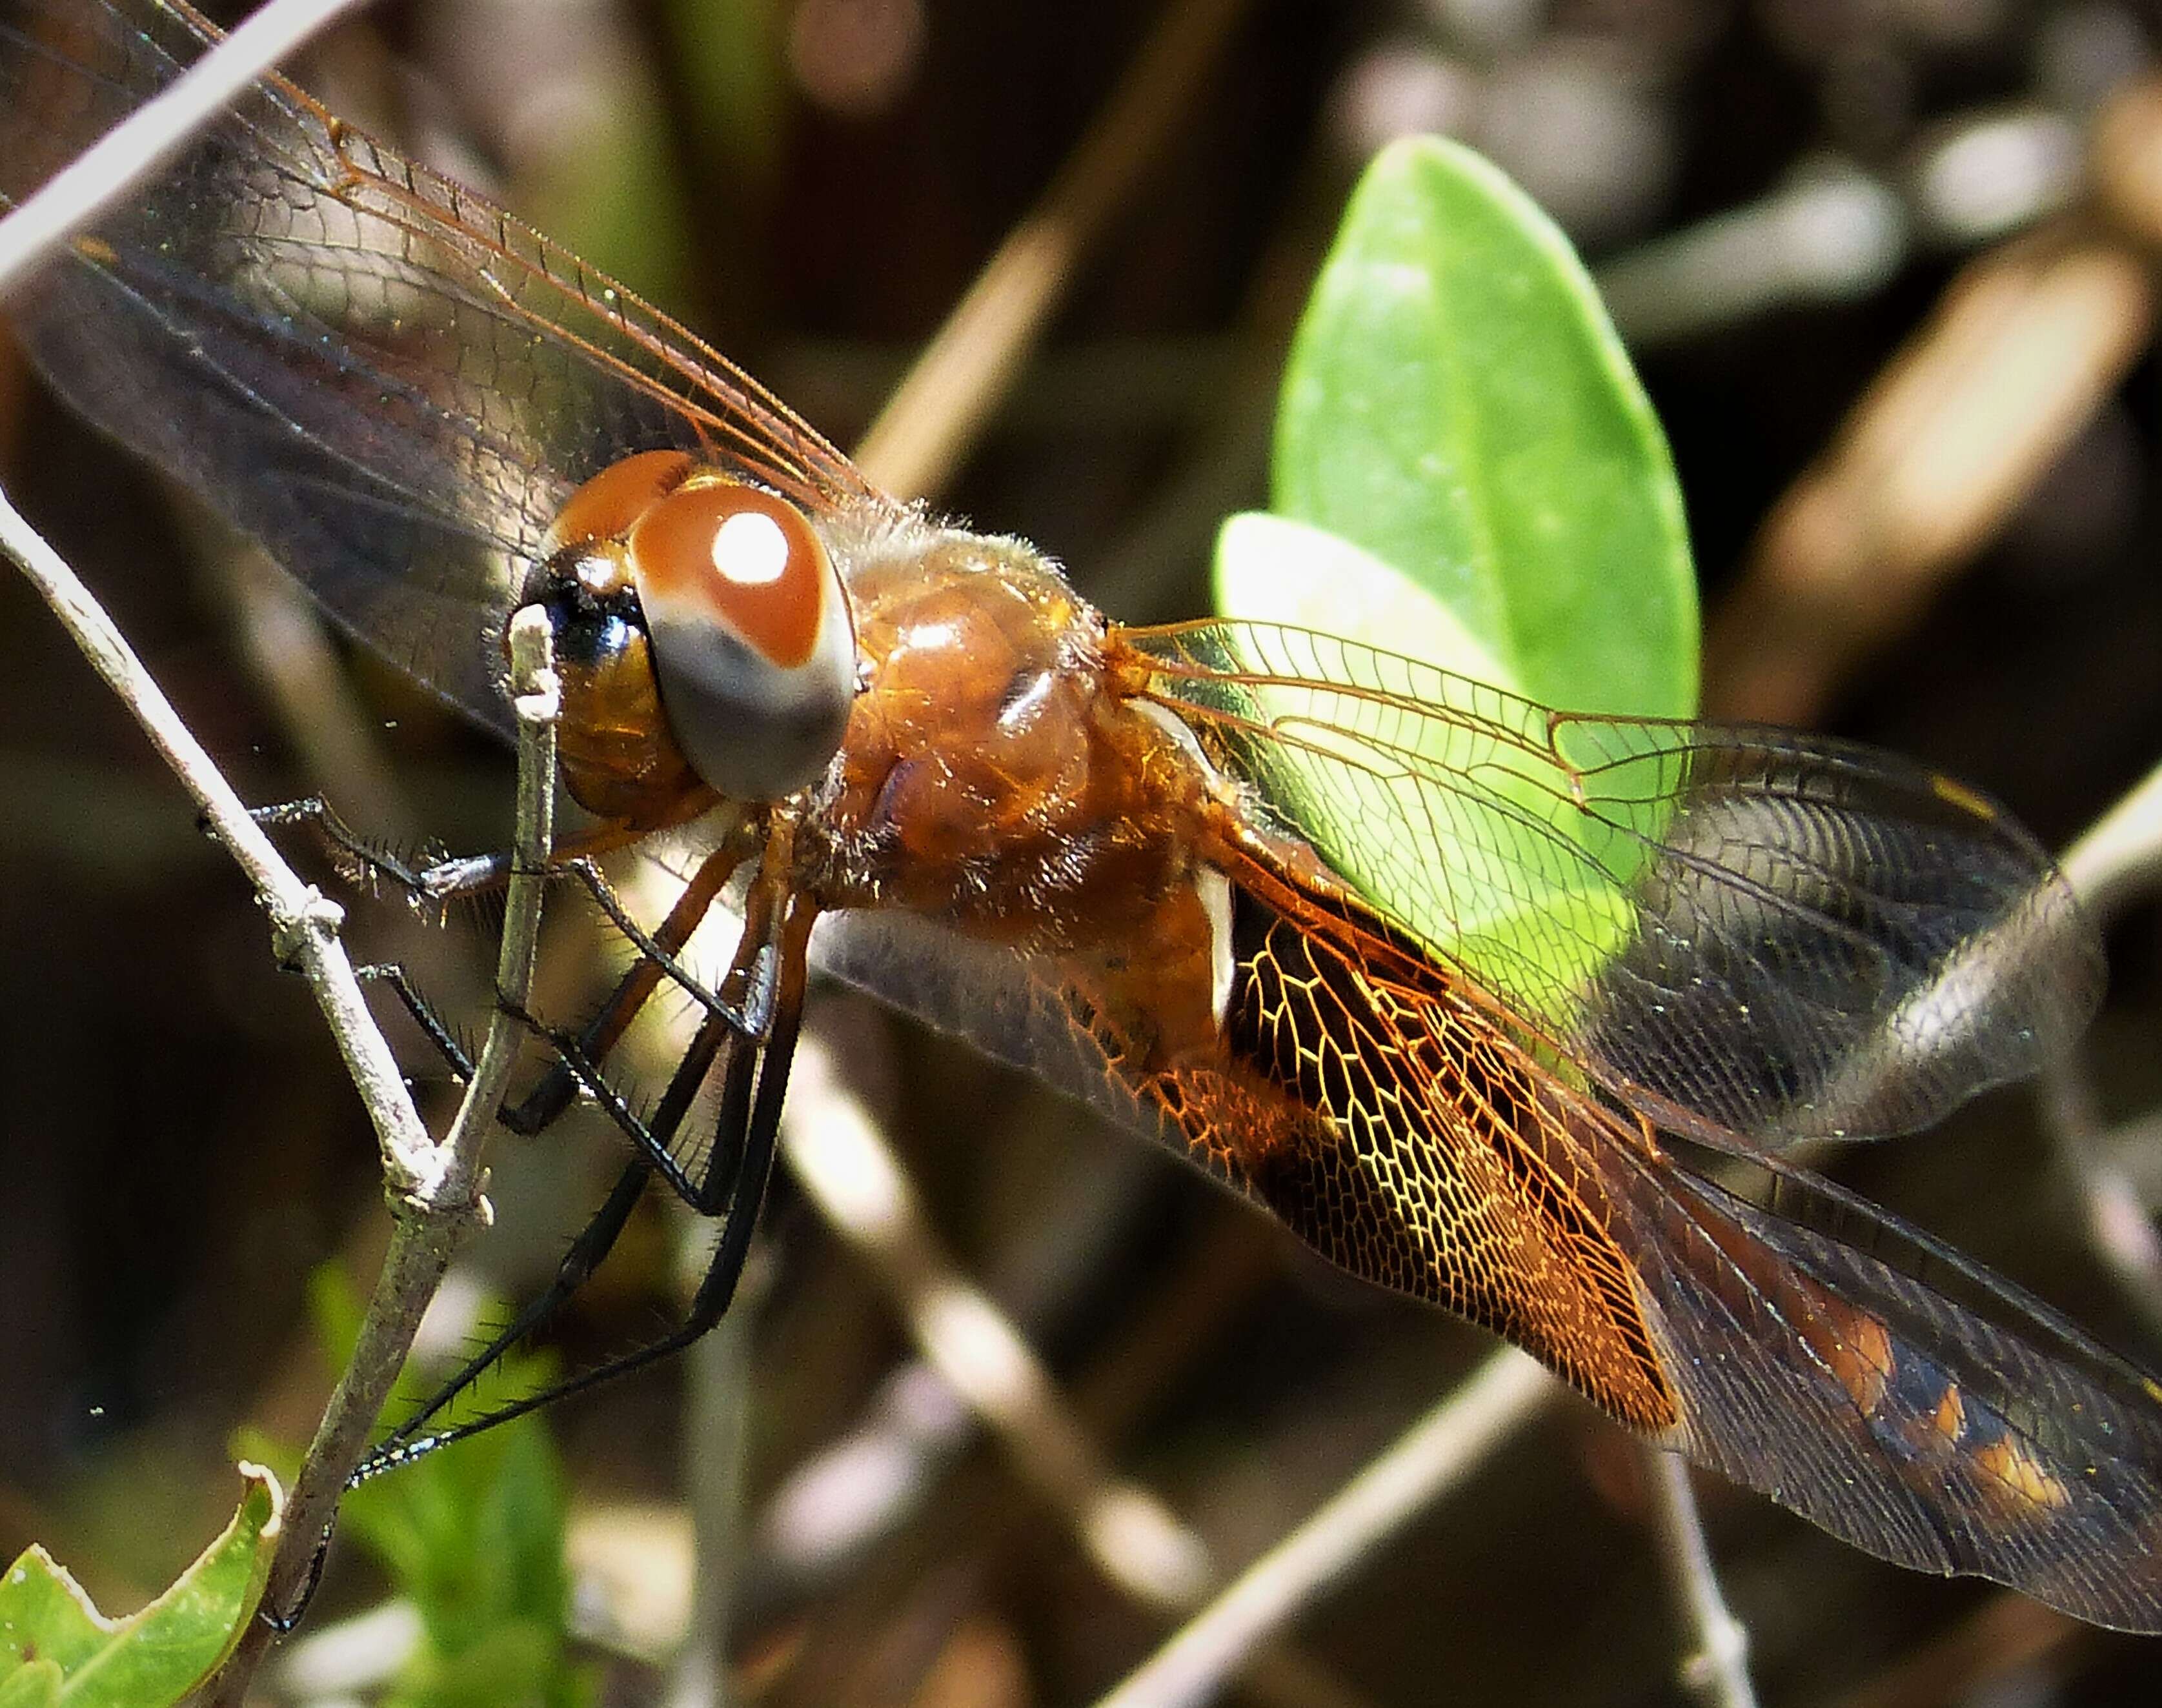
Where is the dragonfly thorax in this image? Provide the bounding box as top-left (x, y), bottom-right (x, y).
top-left (806, 523), bottom-right (1219, 961)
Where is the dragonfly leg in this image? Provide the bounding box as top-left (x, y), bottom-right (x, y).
top-left (502, 839), bottom-right (754, 1135)
top-left (499, 996), bottom-right (750, 1207)
top-left (374, 985), bottom-right (767, 1456)
top-left (259, 830), bottom-right (754, 1145)
top-left (497, 835), bottom-right (788, 1201)
top-left (350, 897), bottom-right (815, 1482)
top-left (374, 1160), bottom-right (651, 1454)
top-left (354, 962), bottom-right (476, 1083)
top-left (247, 795), bottom-right (654, 908)
top-left (245, 795), bottom-right (469, 905)
top-left (363, 832), bottom-right (796, 1458)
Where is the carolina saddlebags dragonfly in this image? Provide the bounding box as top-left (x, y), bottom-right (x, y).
top-left (3, 0), bottom-right (2158, 1633)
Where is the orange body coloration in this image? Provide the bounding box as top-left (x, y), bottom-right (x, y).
top-left (6, 0), bottom-right (2162, 1638)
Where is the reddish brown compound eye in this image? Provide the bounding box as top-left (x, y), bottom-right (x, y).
top-left (624, 476), bottom-right (857, 801)
top-left (545, 448), bottom-right (696, 552)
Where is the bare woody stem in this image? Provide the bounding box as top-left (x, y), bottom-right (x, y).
top-left (0, 474), bottom-right (563, 1695)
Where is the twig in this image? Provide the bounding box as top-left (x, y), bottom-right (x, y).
top-left (851, 0), bottom-right (1253, 499)
top-left (1701, 75), bottom-right (2162, 725)
top-left (777, 1038), bottom-right (1375, 1705)
top-left (0, 490), bottom-right (552, 1690)
top-left (2058, 754), bottom-right (2162, 921)
top-left (197, 608), bottom-right (556, 1702)
top-left (1703, 223), bottom-right (2154, 724)
top-left (1643, 1447), bottom-right (1757, 1708)
top-left (0, 0), bottom-right (370, 296)
top-left (1597, 163), bottom-right (1908, 349)
top-left (1090, 1349), bottom-right (1553, 1708)
top-left (0, 487), bottom-right (437, 1184)
top-left (2037, 756), bottom-right (2162, 1336)
top-left (667, 1248), bottom-right (765, 1708)
top-left (439, 607), bottom-right (558, 1182)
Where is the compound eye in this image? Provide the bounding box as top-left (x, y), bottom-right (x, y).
top-left (626, 480), bottom-right (856, 801)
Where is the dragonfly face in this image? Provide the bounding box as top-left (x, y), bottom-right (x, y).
top-left (538, 448), bottom-right (858, 819)
top-left (5, 0), bottom-right (2160, 1636)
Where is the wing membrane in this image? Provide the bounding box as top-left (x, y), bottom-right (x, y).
top-left (1604, 1135), bottom-right (2162, 1628)
top-left (1127, 619), bottom-right (2103, 1145)
top-left (0, 0), bottom-right (888, 728)
top-left (1067, 854), bottom-right (2162, 1629)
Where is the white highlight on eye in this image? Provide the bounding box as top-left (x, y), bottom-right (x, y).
top-left (711, 508), bottom-right (791, 585)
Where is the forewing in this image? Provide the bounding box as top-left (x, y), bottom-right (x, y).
top-left (1128, 619), bottom-right (2103, 1145)
top-left (0, 0), bottom-right (886, 732)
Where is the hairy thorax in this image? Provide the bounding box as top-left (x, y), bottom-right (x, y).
top-left (802, 517), bottom-right (1215, 962)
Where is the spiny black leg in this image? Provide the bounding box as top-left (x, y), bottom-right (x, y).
top-left (560, 859), bottom-right (753, 1034)
top-left (246, 796), bottom-right (471, 903)
top-left (505, 842), bottom-right (751, 1136)
top-left (349, 901), bottom-right (816, 1482)
top-left (249, 797), bottom-right (668, 910)
top-left (355, 963), bottom-right (476, 1083)
top-left (352, 834), bottom-right (765, 1145)
top-left (372, 988), bottom-right (772, 1465)
top-left (498, 855), bottom-right (780, 1207)
top-left (368, 986), bottom-right (769, 1469)
top-left (502, 1000), bottom-right (740, 1208)
top-left (260, 1521), bottom-right (336, 1633)
top-left (365, 867), bottom-right (787, 1456)
top-left (381, 1160), bottom-right (652, 1450)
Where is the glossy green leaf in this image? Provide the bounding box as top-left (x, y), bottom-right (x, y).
top-left (1271, 135), bottom-right (1697, 721)
top-left (0, 1465), bottom-right (279, 1708)
top-left (1201, 528), bottom-right (1678, 1003)
top-left (1212, 139), bottom-right (1702, 1001)
top-left (1214, 511), bottom-right (1517, 692)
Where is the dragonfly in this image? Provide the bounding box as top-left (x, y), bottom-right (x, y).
top-left (4, 0), bottom-right (2160, 1635)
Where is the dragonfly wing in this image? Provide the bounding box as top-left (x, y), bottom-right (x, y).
top-left (1127, 620), bottom-right (2103, 1145)
top-left (1575, 723), bottom-right (2101, 1149)
top-left (811, 910), bottom-right (1175, 1149)
top-left (0, 0), bottom-right (887, 731)
top-left (1147, 870), bottom-right (2162, 1628)
top-left (18, 239), bottom-right (527, 728)
top-left (1602, 1132), bottom-right (2162, 1629)
top-left (823, 869), bottom-right (2162, 1627)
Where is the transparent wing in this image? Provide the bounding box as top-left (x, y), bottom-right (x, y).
top-left (1126, 619), bottom-right (2103, 1145)
top-left (1116, 876), bottom-right (2162, 1631)
top-left (1605, 1124), bottom-right (2162, 1633)
top-left (826, 854), bottom-right (2162, 1629)
top-left (0, 0), bottom-right (889, 731)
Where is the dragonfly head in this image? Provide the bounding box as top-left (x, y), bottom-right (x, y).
top-left (533, 451), bottom-right (859, 818)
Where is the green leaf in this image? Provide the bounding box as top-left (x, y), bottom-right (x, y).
top-left (1271, 135), bottom-right (1697, 721)
top-left (0, 1660), bottom-right (61, 1708)
top-left (0, 1554), bottom-right (105, 1679)
top-left (1211, 138), bottom-right (1702, 1005)
top-left (0, 1464), bottom-right (280, 1708)
top-left (1214, 512), bottom-right (1517, 692)
top-left (1190, 549), bottom-right (1682, 1005)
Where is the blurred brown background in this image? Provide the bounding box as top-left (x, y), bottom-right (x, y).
top-left (5, 1), bottom-right (2162, 1703)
